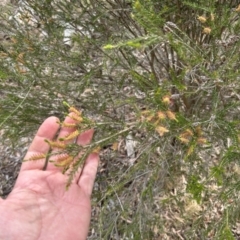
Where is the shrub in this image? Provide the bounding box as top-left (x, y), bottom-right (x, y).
top-left (1, 0), bottom-right (240, 238)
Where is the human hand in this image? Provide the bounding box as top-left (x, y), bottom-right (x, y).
top-left (0, 116), bottom-right (99, 240)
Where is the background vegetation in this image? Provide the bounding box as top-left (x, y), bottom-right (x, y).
top-left (1, 0), bottom-right (240, 239)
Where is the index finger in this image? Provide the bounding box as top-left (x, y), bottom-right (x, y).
top-left (21, 116), bottom-right (60, 171)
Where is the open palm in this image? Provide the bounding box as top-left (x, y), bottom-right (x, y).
top-left (0, 116), bottom-right (99, 240)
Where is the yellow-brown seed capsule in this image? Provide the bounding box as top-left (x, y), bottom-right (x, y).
top-left (92, 146), bottom-right (101, 154)
top-left (45, 140), bottom-right (66, 149)
top-left (210, 13), bottom-right (215, 21)
top-left (55, 155), bottom-right (74, 167)
top-left (61, 122), bottom-right (78, 128)
top-left (69, 107), bottom-right (81, 116)
top-left (179, 137), bottom-right (190, 144)
top-left (197, 137), bottom-right (207, 145)
top-left (146, 113), bottom-right (155, 122)
top-left (162, 95), bottom-right (171, 105)
top-left (60, 129), bottom-right (80, 141)
top-left (16, 52), bottom-right (25, 64)
top-left (186, 145), bottom-right (194, 156)
top-left (166, 110), bottom-right (177, 121)
top-left (195, 126), bottom-right (202, 136)
top-left (155, 125), bottom-right (169, 136)
top-left (203, 27), bottom-right (211, 34)
top-left (180, 129), bottom-right (194, 138)
top-left (54, 154), bottom-right (70, 162)
top-left (197, 16), bottom-right (207, 23)
top-left (157, 111), bottom-right (166, 120)
top-left (70, 114), bottom-right (83, 123)
top-left (25, 153), bottom-right (46, 161)
top-left (0, 52), bottom-right (9, 58)
top-left (111, 142), bottom-right (119, 151)
top-left (235, 4), bottom-right (240, 12)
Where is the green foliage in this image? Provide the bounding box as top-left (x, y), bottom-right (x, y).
top-left (219, 226), bottom-right (235, 240)
top-left (186, 175), bottom-right (204, 203)
top-left (1, 0), bottom-right (240, 238)
top-left (217, 209), bottom-right (236, 240)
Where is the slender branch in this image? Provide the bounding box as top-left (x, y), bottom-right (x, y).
top-left (0, 82), bottom-right (35, 129)
top-left (92, 126), bottom-right (134, 146)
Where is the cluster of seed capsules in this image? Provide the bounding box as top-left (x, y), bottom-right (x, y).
top-left (25, 106), bottom-right (93, 173)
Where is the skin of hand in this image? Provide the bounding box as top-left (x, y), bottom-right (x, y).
top-left (0, 116), bottom-right (99, 240)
